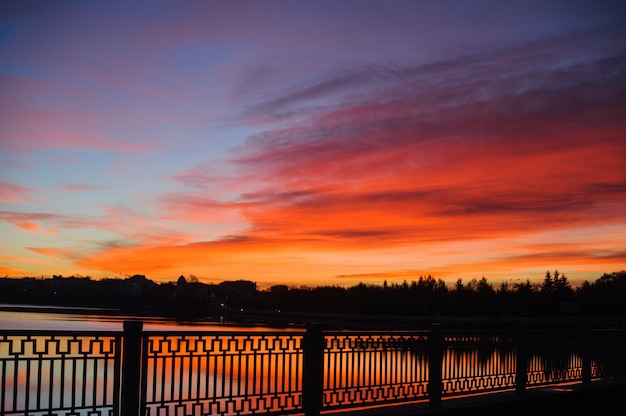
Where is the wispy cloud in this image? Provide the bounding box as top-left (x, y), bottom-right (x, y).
top-left (0, 211), bottom-right (56, 231)
top-left (0, 209), bottom-right (115, 234)
top-left (0, 179), bottom-right (35, 203)
top-left (0, 264), bottom-right (32, 277)
top-left (27, 247), bottom-right (79, 261)
top-left (57, 182), bottom-right (108, 192)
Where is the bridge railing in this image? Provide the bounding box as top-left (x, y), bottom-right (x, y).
top-left (1, 323), bottom-right (626, 416)
top-left (321, 330), bottom-right (430, 411)
top-left (141, 330), bottom-right (304, 416)
top-left (0, 330), bottom-right (121, 416)
top-left (441, 331), bottom-right (518, 397)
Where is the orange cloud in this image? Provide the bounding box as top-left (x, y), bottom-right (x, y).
top-left (0, 264), bottom-right (32, 277)
top-left (27, 247), bottom-right (78, 260)
top-left (0, 212), bottom-right (45, 231)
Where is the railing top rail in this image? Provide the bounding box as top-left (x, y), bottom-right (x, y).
top-left (142, 329), bottom-right (305, 337)
top-left (323, 329), bottom-right (430, 336)
top-left (0, 329), bottom-right (122, 337)
top-left (2, 327), bottom-right (620, 337)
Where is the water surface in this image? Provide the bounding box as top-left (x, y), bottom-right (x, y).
top-left (0, 305), bottom-right (277, 332)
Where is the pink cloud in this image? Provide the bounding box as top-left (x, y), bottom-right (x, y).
top-left (0, 211), bottom-right (52, 231)
top-left (58, 182), bottom-right (108, 192)
top-left (0, 74), bottom-right (166, 154)
top-left (0, 210), bottom-right (112, 233)
top-left (0, 179), bottom-right (35, 202)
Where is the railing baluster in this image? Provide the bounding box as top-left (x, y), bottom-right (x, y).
top-left (92, 352), bottom-right (99, 409)
top-left (35, 347), bottom-right (42, 411)
top-left (81, 342), bottom-right (88, 410)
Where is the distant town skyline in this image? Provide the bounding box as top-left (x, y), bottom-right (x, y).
top-left (1, 1), bottom-right (625, 287)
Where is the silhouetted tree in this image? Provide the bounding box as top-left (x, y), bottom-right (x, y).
top-left (577, 271), bottom-right (626, 317)
top-left (542, 270), bottom-right (554, 294)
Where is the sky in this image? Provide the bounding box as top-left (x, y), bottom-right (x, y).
top-left (1, 1), bottom-right (625, 287)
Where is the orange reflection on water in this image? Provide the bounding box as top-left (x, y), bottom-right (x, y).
top-left (0, 334), bottom-right (118, 413)
top-left (143, 333), bottom-right (303, 413)
top-left (322, 334), bottom-right (429, 408)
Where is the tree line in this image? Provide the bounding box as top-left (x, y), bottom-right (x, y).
top-left (247, 270), bottom-right (626, 318)
top-left (1, 270), bottom-right (625, 318)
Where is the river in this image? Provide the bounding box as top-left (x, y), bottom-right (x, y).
top-left (0, 305), bottom-right (276, 332)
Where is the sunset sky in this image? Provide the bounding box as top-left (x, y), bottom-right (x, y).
top-left (1, 1), bottom-right (625, 287)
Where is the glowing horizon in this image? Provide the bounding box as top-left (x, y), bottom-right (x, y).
top-left (1, 1), bottom-right (625, 287)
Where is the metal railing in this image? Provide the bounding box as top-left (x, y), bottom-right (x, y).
top-left (1, 323), bottom-right (626, 416)
top-left (441, 332), bottom-right (517, 396)
top-left (142, 331), bottom-right (304, 416)
top-left (322, 331), bottom-right (430, 411)
top-left (0, 330), bottom-right (121, 416)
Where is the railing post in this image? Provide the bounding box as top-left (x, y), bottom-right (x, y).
top-left (121, 320), bottom-right (143, 416)
top-left (581, 325), bottom-right (592, 388)
top-left (428, 323), bottom-right (443, 409)
top-left (515, 325), bottom-right (528, 396)
top-left (302, 323), bottom-right (324, 416)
